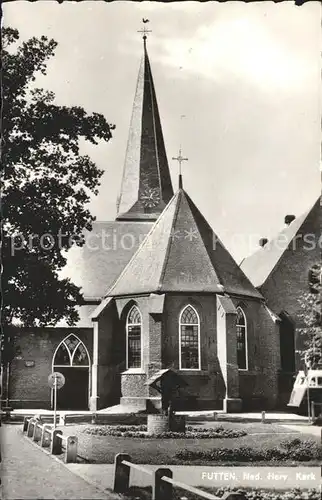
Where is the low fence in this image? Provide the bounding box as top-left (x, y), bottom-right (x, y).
top-left (23, 416), bottom-right (78, 463)
top-left (113, 453), bottom-right (246, 500)
top-left (8, 411), bottom-right (146, 425)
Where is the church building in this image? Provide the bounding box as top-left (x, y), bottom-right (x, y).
top-left (6, 34), bottom-right (320, 413)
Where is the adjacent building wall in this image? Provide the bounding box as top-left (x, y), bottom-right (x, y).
top-left (7, 327), bottom-right (93, 409)
top-left (260, 203), bottom-right (320, 368)
top-left (232, 299), bottom-right (280, 409)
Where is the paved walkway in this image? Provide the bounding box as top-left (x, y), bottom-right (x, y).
top-left (280, 423), bottom-right (322, 436)
top-left (0, 425), bottom-right (114, 499)
top-left (10, 408), bottom-right (309, 422)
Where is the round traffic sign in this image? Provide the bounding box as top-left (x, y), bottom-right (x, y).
top-left (48, 371), bottom-right (65, 390)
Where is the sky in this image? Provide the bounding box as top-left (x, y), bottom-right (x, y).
top-left (4, 1), bottom-right (321, 262)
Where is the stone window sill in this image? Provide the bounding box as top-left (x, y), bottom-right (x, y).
top-left (179, 370), bottom-right (210, 376)
top-left (238, 370), bottom-right (258, 375)
top-left (121, 369), bottom-right (146, 375)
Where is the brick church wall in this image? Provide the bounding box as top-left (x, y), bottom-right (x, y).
top-left (95, 300), bottom-right (124, 409)
top-left (112, 295), bottom-right (225, 410)
top-left (96, 293), bottom-right (280, 411)
top-left (162, 294), bottom-right (225, 409)
top-left (114, 297), bottom-right (150, 407)
top-left (232, 299), bottom-right (280, 409)
top-left (8, 328), bottom-right (93, 409)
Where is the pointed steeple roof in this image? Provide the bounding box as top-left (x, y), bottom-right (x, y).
top-left (116, 38), bottom-right (174, 221)
top-left (107, 188), bottom-right (263, 298)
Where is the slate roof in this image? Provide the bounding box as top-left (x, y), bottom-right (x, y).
top-left (116, 38), bottom-right (174, 221)
top-left (217, 295), bottom-right (237, 315)
top-left (107, 188), bottom-right (263, 299)
top-left (61, 221), bottom-right (153, 300)
top-left (240, 198), bottom-right (321, 288)
top-left (90, 297), bottom-right (113, 321)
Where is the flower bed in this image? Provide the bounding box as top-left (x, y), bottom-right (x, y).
top-left (175, 438), bottom-right (322, 462)
top-left (82, 424), bottom-right (247, 439)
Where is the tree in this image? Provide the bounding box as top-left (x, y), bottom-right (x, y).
top-left (297, 262), bottom-right (322, 368)
top-left (1, 27), bottom-right (115, 332)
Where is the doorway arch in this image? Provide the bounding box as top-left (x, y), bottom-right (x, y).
top-left (52, 334), bottom-right (90, 410)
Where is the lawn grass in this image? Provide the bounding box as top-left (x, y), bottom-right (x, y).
top-left (59, 421), bottom-right (320, 465)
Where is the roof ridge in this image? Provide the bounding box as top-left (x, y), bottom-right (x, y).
top-left (240, 197), bottom-right (320, 288)
top-left (157, 190), bottom-right (183, 290)
top-left (260, 200), bottom-right (319, 286)
top-left (265, 198), bottom-right (317, 248)
top-left (146, 50), bottom-right (162, 196)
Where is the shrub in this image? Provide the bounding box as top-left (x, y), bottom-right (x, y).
top-left (82, 425), bottom-right (247, 439)
top-left (227, 488), bottom-right (320, 500)
top-left (175, 487), bottom-right (320, 500)
top-left (280, 437), bottom-right (302, 450)
top-left (175, 438), bottom-right (322, 462)
top-left (280, 438), bottom-right (322, 461)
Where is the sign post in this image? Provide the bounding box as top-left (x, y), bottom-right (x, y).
top-left (48, 372), bottom-right (65, 429)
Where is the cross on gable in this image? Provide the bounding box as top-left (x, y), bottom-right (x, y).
top-left (172, 147), bottom-right (188, 176)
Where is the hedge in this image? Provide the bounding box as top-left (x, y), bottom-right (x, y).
top-left (175, 438), bottom-right (322, 462)
top-left (185, 487), bottom-right (321, 500)
top-left (82, 424), bottom-right (247, 439)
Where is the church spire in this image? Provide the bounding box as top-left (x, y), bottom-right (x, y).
top-left (116, 25), bottom-right (174, 221)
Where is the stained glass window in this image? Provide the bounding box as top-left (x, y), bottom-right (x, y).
top-left (126, 306), bottom-right (142, 369)
top-left (236, 307), bottom-right (248, 370)
top-left (53, 342), bottom-right (70, 365)
top-left (180, 305), bottom-right (200, 370)
top-left (72, 343), bottom-right (89, 366)
top-left (65, 334), bottom-right (79, 353)
top-left (128, 306), bottom-right (141, 324)
top-left (53, 334), bottom-right (89, 367)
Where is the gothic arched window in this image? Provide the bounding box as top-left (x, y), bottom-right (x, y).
top-left (53, 334), bottom-right (90, 367)
top-left (179, 305), bottom-right (200, 370)
top-left (126, 306), bottom-right (142, 369)
top-left (236, 307), bottom-right (248, 370)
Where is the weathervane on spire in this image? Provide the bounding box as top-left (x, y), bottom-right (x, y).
top-left (138, 18), bottom-right (152, 41)
top-left (172, 147), bottom-right (188, 189)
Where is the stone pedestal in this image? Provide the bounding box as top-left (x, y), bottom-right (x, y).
top-left (89, 396), bottom-right (99, 412)
top-left (147, 414), bottom-right (169, 434)
top-left (120, 396), bottom-right (147, 411)
top-left (147, 414), bottom-right (186, 434)
top-left (169, 415), bottom-right (186, 432)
